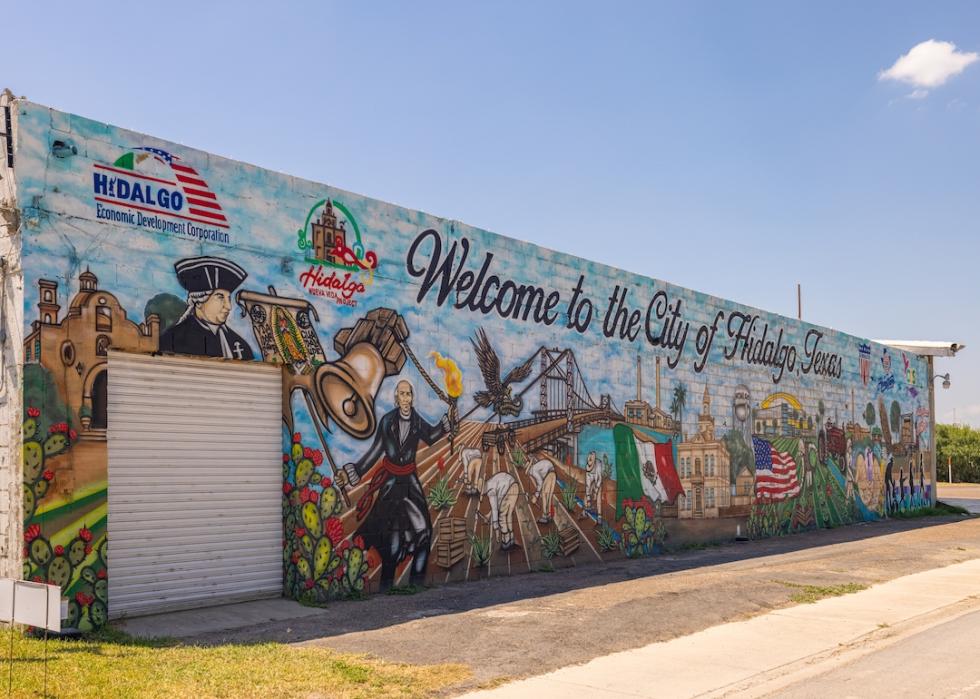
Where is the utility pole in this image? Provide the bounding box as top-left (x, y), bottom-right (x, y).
top-left (949, 454), bottom-right (953, 484)
top-left (796, 283), bottom-right (802, 320)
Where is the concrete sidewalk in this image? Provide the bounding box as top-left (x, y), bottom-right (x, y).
top-left (461, 558), bottom-right (980, 698)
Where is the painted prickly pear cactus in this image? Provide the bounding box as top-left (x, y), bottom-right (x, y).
top-left (283, 433), bottom-right (370, 602)
top-left (620, 497), bottom-right (667, 558)
top-left (21, 407), bottom-right (108, 631)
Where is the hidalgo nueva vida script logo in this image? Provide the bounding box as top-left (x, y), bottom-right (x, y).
top-left (92, 146), bottom-right (232, 244)
top-left (295, 199), bottom-right (379, 307)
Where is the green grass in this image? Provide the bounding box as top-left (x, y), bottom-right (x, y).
top-left (890, 501), bottom-right (970, 519)
top-left (4, 626), bottom-right (470, 698)
top-left (773, 580), bottom-right (868, 604)
top-left (386, 584), bottom-right (426, 596)
top-left (668, 539), bottom-right (724, 553)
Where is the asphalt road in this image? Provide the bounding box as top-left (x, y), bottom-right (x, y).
top-left (190, 515), bottom-right (980, 692)
top-left (773, 609), bottom-right (980, 698)
top-left (938, 482), bottom-right (980, 514)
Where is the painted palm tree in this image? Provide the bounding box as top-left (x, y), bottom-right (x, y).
top-left (672, 383), bottom-right (687, 438)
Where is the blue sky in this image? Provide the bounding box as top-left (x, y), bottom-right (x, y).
top-left (5, 1), bottom-right (979, 426)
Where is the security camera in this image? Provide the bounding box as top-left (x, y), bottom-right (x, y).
top-left (51, 140), bottom-right (77, 158)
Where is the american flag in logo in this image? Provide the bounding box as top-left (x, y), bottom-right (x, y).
top-left (753, 437), bottom-right (800, 500)
top-left (135, 147), bottom-right (228, 227)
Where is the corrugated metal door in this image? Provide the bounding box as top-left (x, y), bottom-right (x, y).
top-left (107, 351), bottom-right (282, 618)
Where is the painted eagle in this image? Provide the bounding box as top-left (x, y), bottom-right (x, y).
top-left (470, 328), bottom-right (535, 420)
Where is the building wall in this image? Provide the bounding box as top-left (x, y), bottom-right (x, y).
top-left (0, 90), bottom-right (25, 580)
top-left (10, 100), bottom-right (932, 629)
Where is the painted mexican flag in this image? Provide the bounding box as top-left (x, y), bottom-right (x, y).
top-left (613, 424), bottom-right (685, 518)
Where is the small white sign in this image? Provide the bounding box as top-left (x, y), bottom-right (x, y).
top-left (0, 578), bottom-right (62, 633)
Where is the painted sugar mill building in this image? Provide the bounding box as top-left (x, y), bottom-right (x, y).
top-left (0, 93), bottom-right (963, 631)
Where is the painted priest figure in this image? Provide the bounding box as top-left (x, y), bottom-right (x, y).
top-left (338, 380), bottom-right (449, 591)
top-left (159, 256), bottom-right (255, 360)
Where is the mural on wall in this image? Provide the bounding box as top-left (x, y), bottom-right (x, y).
top-left (158, 256), bottom-right (254, 359)
top-left (13, 101), bottom-right (933, 623)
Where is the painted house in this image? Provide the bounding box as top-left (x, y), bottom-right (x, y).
top-left (0, 94), bottom-right (948, 631)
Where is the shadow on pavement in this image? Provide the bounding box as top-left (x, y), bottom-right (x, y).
top-left (151, 513), bottom-right (976, 646)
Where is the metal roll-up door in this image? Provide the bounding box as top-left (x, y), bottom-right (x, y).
top-left (107, 351), bottom-right (282, 618)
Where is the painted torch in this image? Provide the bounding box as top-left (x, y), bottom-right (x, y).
top-left (430, 351), bottom-right (463, 454)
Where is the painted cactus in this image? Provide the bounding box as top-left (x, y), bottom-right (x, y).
top-left (282, 434), bottom-right (369, 603)
top-left (21, 408), bottom-right (107, 631)
top-left (620, 498), bottom-right (667, 558)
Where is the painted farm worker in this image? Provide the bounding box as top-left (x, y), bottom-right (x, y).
top-left (584, 450), bottom-right (602, 518)
top-left (460, 448), bottom-right (483, 496)
top-left (527, 458), bottom-right (556, 524)
top-left (483, 471), bottom-right (519, 550)
top-left (338, 380), bottom-right (448, 592)
top-left (159, 256), bottom-right (255, 360)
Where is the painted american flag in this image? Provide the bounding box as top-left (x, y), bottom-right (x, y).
top-left (136, 147), bottom-right (229, 227)
top-left (752, 437), bottom-right (800, 500)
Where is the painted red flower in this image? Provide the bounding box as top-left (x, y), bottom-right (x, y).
top-left (96, 569), bottom-right (107, 580)
top-left (309, 490), bottom-right (319, 504)
top-left (27, 407), bottom-right (40, 418)
top-left (304, 578), bottom-right (314, 590)
top-left (321, 477), bottom-right (332, 488)
top-left (282, 454), bottom-right (290, 464)
top-left (303, 447), bottom-right (313, 460)
top-left (42, 470), bottom-right (55, 482)
top-left (290, 551), bottom-right (301, 564)
top-left (310, 450), bottom-right (323, 467)
top-left (282, 483), bottom-right (293, 495)
top-left (78, 527), bottom-right (93, 543)
top-left (294, 527), bottom-right (306, 538)
top-left (68, 430), bottom-right (77, 441)
top-left (292, 432), bottom-right (302, 444)
top-left (74, 592), bottom-right (93, 606)
top-left (353, 535), bottom-right (365, 550)
top-left (32, 576), bottom-right (43, 583)
top-left (84, 544), bottom-right (93, 556)
top-left (54, 545), bottom-right (64, 556)
top-left (24, 524), bottom-right (40, 543)
top-left (325, 517), bottom-right (344, 545)
top-left (298, 487), bottom-right (312, 504)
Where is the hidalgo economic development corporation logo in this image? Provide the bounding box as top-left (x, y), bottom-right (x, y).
top-left (295, 198), bottom-right (379, 307)
top-left (92, 146), bottom-right (232, 244)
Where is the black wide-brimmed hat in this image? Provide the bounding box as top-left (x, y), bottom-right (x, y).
top-left (174, 256), bottom-right (247, 294)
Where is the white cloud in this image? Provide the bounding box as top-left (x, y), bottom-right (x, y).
top-left (879, 40), bottom-right (978, 97)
